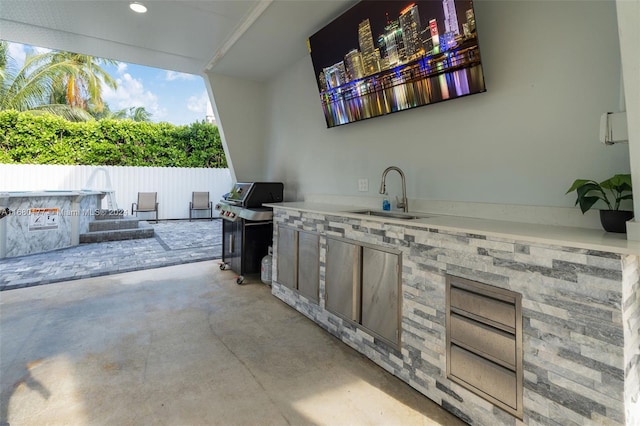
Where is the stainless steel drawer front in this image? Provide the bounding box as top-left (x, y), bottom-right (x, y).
top-left (450, 313), bottom-right (516, 368)
top-left (446, 275), bottom-right (523, 419)
top-left (450, 287), bottom-right (516, 330)
top-left (450, 345), bottom-right (517, 409)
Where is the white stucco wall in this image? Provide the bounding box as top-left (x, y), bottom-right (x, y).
top-left (261, 0), bottom-right (629, 207)
top-left (616, 0), bottom-right (640, 239)
top-left (207, 1), bottom-right (637, 232)
top-left (205, 72), bottom-right (267, 183)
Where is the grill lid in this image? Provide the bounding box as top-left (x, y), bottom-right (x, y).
top-left (224, 182), bottom-right (283, 207)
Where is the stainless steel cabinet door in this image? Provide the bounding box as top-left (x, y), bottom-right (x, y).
top-left (223, 219), bottom-right (243, 275)
top-left (325, 238), bottom-right (360, 321)
top-left (277, 226), bottom-right (296, 289)
top-left (362, 247), bottom-right (399, 344)
top-left (297, 231), bottom-right (319, 302)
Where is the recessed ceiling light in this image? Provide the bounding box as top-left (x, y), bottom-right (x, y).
top-left (129, 2), bottom-right (147, 13)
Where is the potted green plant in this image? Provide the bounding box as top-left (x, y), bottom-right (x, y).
top-left (566, 174), bottom-right (634, 233)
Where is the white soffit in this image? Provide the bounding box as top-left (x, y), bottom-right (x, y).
top-left (0, 0), bottom-right (260, 74)
top-left (0, 0), bottom-right (355, 80)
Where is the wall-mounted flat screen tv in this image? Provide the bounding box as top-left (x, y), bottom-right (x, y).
top-left (308, 0), bottom-right (486, 128)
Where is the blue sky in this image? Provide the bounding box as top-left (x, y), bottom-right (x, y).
top-left (6, 41), bottom-right (214, 126)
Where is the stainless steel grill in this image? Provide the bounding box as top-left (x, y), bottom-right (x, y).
top-left (216, 182), bottom-right (283, 284)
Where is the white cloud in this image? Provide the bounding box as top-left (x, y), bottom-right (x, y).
top-left (7, 42), bottom-right (53, 68)
top-left (165, 70), bottom-right (196, 81)
top-left (117, 62), bottom-right (128, 74)
top-left (102, 73), bottom-right (167, 119)
top-left (186, 90), bottom-right (212, 116)
top-left (32, 46), bottom-right (52, 54)
top-left (7, 42), bottom-right (27, 66)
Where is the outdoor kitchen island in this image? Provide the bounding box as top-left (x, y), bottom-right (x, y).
top-left (0, 190), bottom-right (103, 259)
top-left (265, 202), bottom-right (640, 426)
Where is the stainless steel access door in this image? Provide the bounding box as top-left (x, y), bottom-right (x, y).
top-left (325, 238), bottom-right (360, 322)
top-left (297, 231), bottom-right (319, 302)
top-left (361, 247), bottom-right (400, 344)
top-left (277, 226), bottom-right (296, 290)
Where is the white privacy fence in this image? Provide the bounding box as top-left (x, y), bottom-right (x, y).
top-left (0, 164), bottom-right (233, 220)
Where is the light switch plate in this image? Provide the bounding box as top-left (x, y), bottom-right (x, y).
top-left (358, 178), bottom-right (368, 192)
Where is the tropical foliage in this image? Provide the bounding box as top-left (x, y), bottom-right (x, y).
top-left (49, 51), bottom-right (118, 113)
top-left (0, 41), bottom-right (149, 122)
top-left (0, 42), bottom-right (221, 168)
top-left (0, 41), bottom-right (95, 121)
top-left (0, 110), bottom-right (226, 168)
top-left (95, 105), bottom-right (153, 122)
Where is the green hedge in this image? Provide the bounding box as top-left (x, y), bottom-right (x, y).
top-left (0, 110), bottom-right (227, 168)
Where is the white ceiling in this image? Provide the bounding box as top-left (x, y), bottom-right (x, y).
top-left (0, 0), bottom-right (354, 80)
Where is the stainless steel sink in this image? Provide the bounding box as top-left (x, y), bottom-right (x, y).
top-left (347, 209), bottom-right (428, 220)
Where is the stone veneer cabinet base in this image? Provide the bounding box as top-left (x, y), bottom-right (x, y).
top-left (270, 206), bottom-right (640, 426)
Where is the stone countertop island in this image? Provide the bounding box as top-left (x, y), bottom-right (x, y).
top-left (266, 201), bottom-right (640, 426)
top-left (265, 201), bottom-right (640, 255)
top-left (0, 190), bottom-right (104, 259)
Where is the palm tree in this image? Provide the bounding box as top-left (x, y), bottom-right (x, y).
top-left (93, 105), bottom-right (152, 122)
top-left (0, 41), bottom-right (94, 121)
top-left (92, 104), bottom-right (127, 120)
top-left (127, 106), bottom-right (152, 122)
top-left (50, 52), bottom-right (117, 112)
top-left (0, 42), bottom-right (7, 81)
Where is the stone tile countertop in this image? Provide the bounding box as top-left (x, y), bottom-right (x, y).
top-left (0, 190), bottom-right (103, 198)
top-left (264, 201), bottom-right (640, 256)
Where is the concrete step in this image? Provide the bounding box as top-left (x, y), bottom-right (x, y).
top-left (89, 217), bottom-right (140, 232)
top-left (80, 221), bottom-right (154, 243)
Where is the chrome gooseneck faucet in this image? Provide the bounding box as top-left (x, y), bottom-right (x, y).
top-left (379, 166), bottom-right (408, 212)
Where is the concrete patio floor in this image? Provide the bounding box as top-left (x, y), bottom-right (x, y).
top-left (0, 261), bottom-right (465, 425)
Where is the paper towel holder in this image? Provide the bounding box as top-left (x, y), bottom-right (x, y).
top-left (600, 112), bottom-right (628, 145)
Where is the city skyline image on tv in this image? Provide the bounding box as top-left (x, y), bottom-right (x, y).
top-left (308, 0), bottom-right (486, 128)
